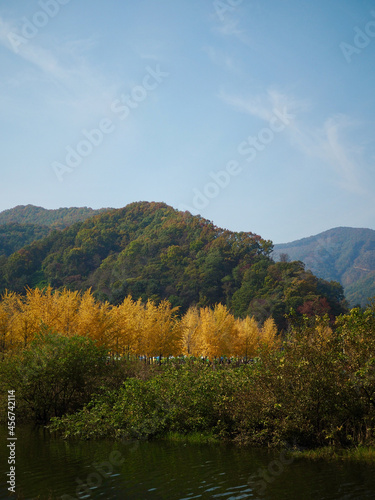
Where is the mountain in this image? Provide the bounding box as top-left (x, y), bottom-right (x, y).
top-left (0, 205), bottom-right (111, 229)
top-left (0, 201), bottom-right (346, 330)
top-left (273, 227), bottom-right (375, 307)
top-left (0, 223), bottom-right (51, 257)
top-left (0, 205), bottom-right (112, 259)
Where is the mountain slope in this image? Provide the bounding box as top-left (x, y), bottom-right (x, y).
top-left (0, 223), bottom-right (51, 257)
top-left (0, 201), bottom-right (346, 329)
top-left (273, 227), bottom-right (375, 306)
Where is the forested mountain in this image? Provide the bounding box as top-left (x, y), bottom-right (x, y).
top-left (0, 204), bottom-right (110, 229)
top-left (0, 223), bottom-right (51, 256)
top-left (0, 202), bottom-right (346, 330)
top-left (273, 227), bottom-right (375, 307)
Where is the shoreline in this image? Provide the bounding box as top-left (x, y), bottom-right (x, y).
top-left (290, 445), bottom-right (375, 463)
top-left (160, 432), bottom-right (375, 463)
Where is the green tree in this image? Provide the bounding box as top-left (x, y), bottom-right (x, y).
top-left (0, 330), bottom-right (108, 423)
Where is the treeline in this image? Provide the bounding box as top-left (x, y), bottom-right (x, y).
top-left (0, 202), bottom-right (347, 330)
top-left (0, 287), bottom-right (279, 359)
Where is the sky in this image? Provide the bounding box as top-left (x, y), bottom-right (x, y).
top-left (0, 0), bottom-right (374, 244)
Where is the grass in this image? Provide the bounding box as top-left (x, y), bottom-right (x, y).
top-left (161, 430), bottom-right (221, 444)
top-left (15, 493), bottom-right (56, 500)
top-left (291, 445), bottom-right (375, 463)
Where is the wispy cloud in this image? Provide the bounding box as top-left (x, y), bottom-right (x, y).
top-left (287, 113), bottom-right (366, 194)
top-left (203, 45), bottom-right (238, 73)
top-left (132, 39), bottom-right (168, 62)
top-left (0, 14), bottom-right (118, 120)
top-left (220, 86), bottom-right (366, 193)
top-left (0, 16), bottom-right (14, 43)
top-left (215, 18), bottom-right (243, 36)
top-left (219, 91), bottom-right (271, 120)
top-left (316, 116), bottom-right (364, 193)
top-left (212, 16), bottom-right (252, 45)
top-left (0, 16), bottom-right (64, 80)
top-left (218, 87), bottom-right (308, 121)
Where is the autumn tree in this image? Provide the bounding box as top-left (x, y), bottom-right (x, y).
top-left (180, 306), bottom-right (201, 356)
top-left (141, 299), bottom-right (180, 359)
top-left (198, 304), bottom-right (236, 358)
top-left (75, 289), bottom-right (113, 347)
top-left (234, 316), bottom-right (259, 359)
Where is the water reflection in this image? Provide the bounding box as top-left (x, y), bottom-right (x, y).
top-left (1, 426), bottom-right (375, 499)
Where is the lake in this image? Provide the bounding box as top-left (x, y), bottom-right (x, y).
top-left (1, 426), bottom-right (375, 499)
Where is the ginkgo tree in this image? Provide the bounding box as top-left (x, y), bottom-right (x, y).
top-left (109, 296), bottom-right (145, 357)
top-left (233, 315), bottom-right (259, 360)
top-left (197, 304), bottom-right (236, 358)
top-left (0, 286), bottom-right (281, 359)
top-left (180, 306), bottom-right (201, 356)
top-left (141, 299), bottom-right (180, 359)
top-left (74, 289), bottom-right (113, 346)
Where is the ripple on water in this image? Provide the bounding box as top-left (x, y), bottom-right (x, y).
top-left (2, 428), bottom-right (375, 500)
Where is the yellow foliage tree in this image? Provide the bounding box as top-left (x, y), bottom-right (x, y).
top-left (24, 286), bottom-right (60, 327)
top-left (142, 299), bottom-right (180, 359)
top-left (198, 304), bottom-right (235, 358)
top-left (52, 288), bottom-right (81, 336)
top-left (75, 289), bottom-right (113, 347)
top-left (259, 317), bottom-right (280, 350)
top-left (180, 306), bottom-right (201, 356)
top-left (0, 286), bottom-right (282, 359)
top-left (234, 316), bottom-right (259, 359)
top-left (109, 296), bottom-right (144, 357)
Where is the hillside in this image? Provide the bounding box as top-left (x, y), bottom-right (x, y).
top-left (0, 202), bottom-right (346, 330)
top-left (0, 204), bottom-right (111, 229)
top-left (0, 223), bottom-right (51, 257)
top-left (273, 227), bottom-right (375, 306)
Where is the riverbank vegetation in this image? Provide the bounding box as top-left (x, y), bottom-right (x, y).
top-left (291, 445), bottom-right (375, 462)
top-left (0, 287), bottom-right (374, 454)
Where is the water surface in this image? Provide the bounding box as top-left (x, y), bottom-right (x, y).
top-left (1, 426), bottom-right (375, 499)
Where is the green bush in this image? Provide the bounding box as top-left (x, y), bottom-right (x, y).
top-left (0, 330), bottom-right (108, 423)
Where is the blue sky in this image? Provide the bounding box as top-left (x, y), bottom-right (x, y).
top-left (0, 0), bottom-right (374, 243)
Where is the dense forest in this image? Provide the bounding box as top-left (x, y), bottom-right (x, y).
top-left (0, 202), bottom-right (347, 330)
top-left (0, 223), bottom-right (51, 256)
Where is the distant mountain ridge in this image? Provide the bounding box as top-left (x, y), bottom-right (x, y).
top-left (273, 227), bottom-right (375, 306)
top-left (0, 204), bottom-right (111, 229)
